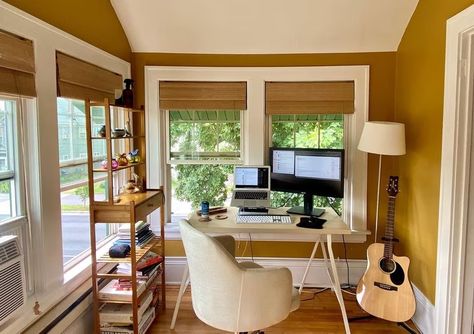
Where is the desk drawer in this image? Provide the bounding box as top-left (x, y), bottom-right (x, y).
top-left (135, 192), bottom-right (163, 221)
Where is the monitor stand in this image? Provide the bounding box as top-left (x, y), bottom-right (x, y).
top-left (286, 193), bottom-right (325, 217)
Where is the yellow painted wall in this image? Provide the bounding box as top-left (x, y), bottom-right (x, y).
top-left (3, 0), bottom-right (131, 61)
top-left (395, 0), bottom-right (474, 304)
top-left (132, 52), bottom-right (398, 260)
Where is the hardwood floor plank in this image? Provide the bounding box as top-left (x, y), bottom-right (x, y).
top-left (150, 286), bottom-right (419, 333)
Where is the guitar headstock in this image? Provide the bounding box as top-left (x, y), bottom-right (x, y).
top-left (387, 176), bottom-right (399, 197)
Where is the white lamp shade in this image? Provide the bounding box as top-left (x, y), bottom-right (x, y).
top-left (358, 121), bottom-right (406, 156)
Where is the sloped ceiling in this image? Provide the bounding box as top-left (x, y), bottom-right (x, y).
top-left (111, 0), bottom-right (418, 54)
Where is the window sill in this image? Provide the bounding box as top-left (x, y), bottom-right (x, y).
top-left (164, 222), bottom-right (368, 243)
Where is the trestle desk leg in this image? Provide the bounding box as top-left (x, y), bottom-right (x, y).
top-left (327, 234), bottom-right (351, 334)
top-left (170, 264), bottom-right (190, 330)
top-left (299, 240), bottom-right (320, 294)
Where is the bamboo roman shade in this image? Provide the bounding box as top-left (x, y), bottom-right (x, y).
top-left (265, 81), bottom-right (355, 115)
top-left (56, 52), bottom-right (122, 101)
top-left (159, 81), bottom-right (247, 110)
top-left (0, 30), bottom-right (36, 97)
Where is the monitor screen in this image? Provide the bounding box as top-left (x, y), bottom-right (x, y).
top-left (234, 166), bottom-right (270, 189)
top-left (270, 148), bottom-right (344, 198)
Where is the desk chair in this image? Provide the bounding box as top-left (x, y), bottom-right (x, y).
top-left (179, 219), bottom-right (300, 333)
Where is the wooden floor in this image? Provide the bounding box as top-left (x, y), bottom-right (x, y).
top-left (149, 286), bottom-right (419, 334)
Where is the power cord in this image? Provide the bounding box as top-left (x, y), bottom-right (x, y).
top-left (300, 287), bottom-right (329, 301)
top-left (249, 233), bottom-right (254, 262)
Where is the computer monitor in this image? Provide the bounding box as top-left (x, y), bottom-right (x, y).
top-left (269, 147), bottom-right (344, 216)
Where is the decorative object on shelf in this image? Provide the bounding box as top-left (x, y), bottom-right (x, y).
top-left (127, 149), bottom-right (141, 163)
top-left (117, 153), bottom-right (129, 166)
top-left (98, 125), bottom-right (106, 137)
top-left (121, 173), bottom-right (144, 194)
top-left (112, 128), bottom-right (126, 138)
top-left (123, 78), bottom-right (134, 108)
top-left (124, 120), bottom-right (132, 137)
top-left (102, 158), bottom-right (119, 170)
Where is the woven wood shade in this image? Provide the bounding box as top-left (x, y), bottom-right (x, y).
top-left (159, 81), bottom-right (247, 110)
top-left (265, 81), bottom-right (354, 115)
top-left (0, 30), bottom-right (36, 96)
top-left (56, 52), bottom-right (122, 101)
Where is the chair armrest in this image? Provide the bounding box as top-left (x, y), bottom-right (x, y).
top-left (236, 267), bottom-right (294, 331)
top-left (212, 235), bottom-right (235, 257)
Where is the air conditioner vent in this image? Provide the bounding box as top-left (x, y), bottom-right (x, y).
top-left (0, 235), bottom-right (26, 326)
top-left (0, 261), bottom-right (24, 323)
top-left (0, 239), bottom-right (20, 265)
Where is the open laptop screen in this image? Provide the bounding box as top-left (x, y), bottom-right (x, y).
top-left (234, 166), bottom-right (270, 189)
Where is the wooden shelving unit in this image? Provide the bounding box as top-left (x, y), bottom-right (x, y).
top-left (85, 99), bottom-right (165, 334)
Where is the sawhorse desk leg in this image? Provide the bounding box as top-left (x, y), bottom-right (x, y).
top-left (298, 236), bottom-right (351, 334)
top-left (327, 234), bottom-right (351, 334)
top-left (170, 264), bottom-right (190, 330)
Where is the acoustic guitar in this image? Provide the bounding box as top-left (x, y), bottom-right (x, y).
top-left (356, 176), bottom-right (416, 322)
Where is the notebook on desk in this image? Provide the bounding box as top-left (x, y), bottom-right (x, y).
top-left (230, 166), bottom-right (271, 208)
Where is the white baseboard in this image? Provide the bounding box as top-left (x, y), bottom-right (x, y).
top-left (165, 256), bottom-right (367, 287)
top-left (412, 284), bottom-right (435, 334)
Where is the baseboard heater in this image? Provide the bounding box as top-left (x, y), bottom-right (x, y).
top-left (38, 268), bottom-right (115, 334)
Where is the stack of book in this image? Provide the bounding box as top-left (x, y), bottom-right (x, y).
top-left (115, 221), bottom-right (155, 247)
top-left (100, 307), bottom-right (155, 334)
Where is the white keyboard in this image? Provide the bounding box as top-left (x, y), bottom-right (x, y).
top-left (236, 214), bottom-right (292, 224)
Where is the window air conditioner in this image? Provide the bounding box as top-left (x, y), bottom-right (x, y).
top-left (0, 235), bottom-right (26, 326)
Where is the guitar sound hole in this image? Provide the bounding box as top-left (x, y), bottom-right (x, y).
top-left (379, 257), bottom-right (395, 273)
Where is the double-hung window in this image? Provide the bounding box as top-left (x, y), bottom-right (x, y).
top-left (266, 81), bottom-right (354, 220)
top-left (160, 81), bottom-right (247, 223)
top-left (57, 98), bottom-right (110, 266)
top-left (56, 52), bottom-right (123, 267)
top-left (0, 97), bottom-right (22, 222)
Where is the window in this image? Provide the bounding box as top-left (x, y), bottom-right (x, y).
top-left (270, 114), bottom-right (344, 213)
top-left (168, 109), bottom-right (242, 222)
top-left (0, 97), bottom-right (22, 222)
top-left (57, 97), bottom-right (110, 266)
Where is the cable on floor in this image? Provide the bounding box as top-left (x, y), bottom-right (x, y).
top-left (299, 287), bottom-right (329, 301)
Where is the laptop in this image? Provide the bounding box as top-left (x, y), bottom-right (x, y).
top-left (230, 166), bottom-right (271, 208)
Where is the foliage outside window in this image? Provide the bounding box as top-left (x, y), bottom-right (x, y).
top-left (271, 114), bottom-right (344, 212)
top-left (57, 98), bottom-right (109, 265)
top-left (168, 110), bottom-right (241, 221)
top-left (0, 98), bottom-right (20, 222)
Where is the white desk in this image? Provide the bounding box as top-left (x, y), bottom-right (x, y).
top-left (170, 207), bottom-right (352, 333)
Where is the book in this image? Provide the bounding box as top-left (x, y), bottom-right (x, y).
top-left (99, 279), bottom-right (147, 302)
top-left (100, 307), bottom-right (155, 334)
top-left (136, 253), bottom-right (163, 271)
top-left (99, 291), bottom-right (152, 324)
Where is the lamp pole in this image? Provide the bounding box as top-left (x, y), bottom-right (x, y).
top-left (374, 154), bottom-right (382, 244)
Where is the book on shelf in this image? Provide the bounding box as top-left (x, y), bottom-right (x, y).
top-left (99, 279), bottom-right (147, 302)
top-left (116, 261), bottom-right (162, 279)
top-left (118, 221), bottom-right (148, 234)
top-left (100, 307), bottom-right (155, 334)
top-left (136, 251), bottom-right (163, 271)
top-left (99, 291), bottom-right (152, 324)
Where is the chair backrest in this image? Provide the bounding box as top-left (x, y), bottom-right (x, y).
top-left (179, 220), bottom-right (245, 331)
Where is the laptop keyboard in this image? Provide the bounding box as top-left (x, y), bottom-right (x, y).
top-left (234, 191), bottom-right (268, 200)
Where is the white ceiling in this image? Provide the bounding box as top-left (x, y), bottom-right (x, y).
top-left (111, 0), bottom-right (418, 54)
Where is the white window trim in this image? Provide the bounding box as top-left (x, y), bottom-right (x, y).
top-left (145, 66), bottom-right (369, 242)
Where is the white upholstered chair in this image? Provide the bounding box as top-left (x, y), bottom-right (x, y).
top-left (179, 219), bottom-right (300, 333)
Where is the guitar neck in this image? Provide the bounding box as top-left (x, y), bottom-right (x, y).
top-left (383, 196), bottom-right (396, 259)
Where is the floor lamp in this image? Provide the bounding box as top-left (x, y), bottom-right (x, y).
top-left (358, 121), bottom-right (406, 243)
